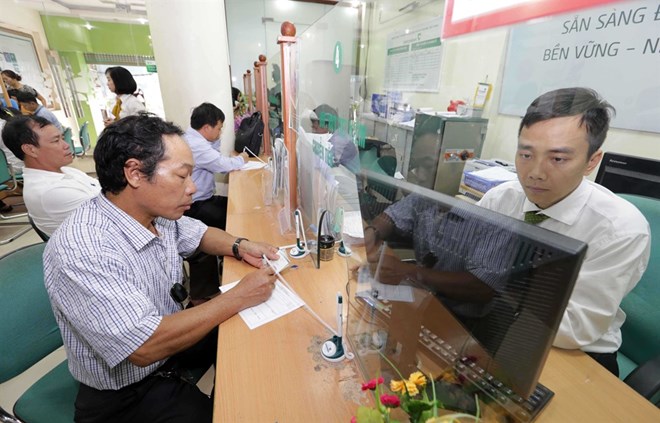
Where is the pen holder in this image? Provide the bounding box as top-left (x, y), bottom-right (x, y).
top-left (318, 235), bottom-right (335, 261)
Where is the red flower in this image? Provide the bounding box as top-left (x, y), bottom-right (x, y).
top-left (350, 416), bottom-right (357, 423)
top-left (361, 377), bottom-right (385, 391)
top-left (380, 394), bottom-right (401, 408)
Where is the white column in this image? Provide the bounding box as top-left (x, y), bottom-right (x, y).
top-left (145, 0), bottom-right (235, 154)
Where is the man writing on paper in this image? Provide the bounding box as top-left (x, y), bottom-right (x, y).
top-left (44, 114), bottom-right (279, 422)
top-left (183, 102), bottom-right (248, 229)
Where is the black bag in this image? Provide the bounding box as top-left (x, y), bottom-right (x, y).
top-left (235, 111), bottom-right (264, 157)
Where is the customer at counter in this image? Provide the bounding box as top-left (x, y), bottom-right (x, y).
top-left (183, 102), bottom-right (248, 230)
top-left (43, 114), bottom-right (279, 422)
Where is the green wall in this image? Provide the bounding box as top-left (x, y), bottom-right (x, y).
top-left (40, 16), bottom-right (153, 142)
top-left (41, 16), bottom-right (152, 55)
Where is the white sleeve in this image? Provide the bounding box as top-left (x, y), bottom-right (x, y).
top-left (553, 231), bottom-right (650, 349)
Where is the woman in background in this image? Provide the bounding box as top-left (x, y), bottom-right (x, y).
top-left (103, 66), bottom-right (146, 126)
top-left (1, 70), bottom-right (48, 107)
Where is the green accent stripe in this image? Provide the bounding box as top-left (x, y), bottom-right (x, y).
top-left (411, 37), bottom-right (441, 51)
top-left (387, 45), bottom-right (410, 55)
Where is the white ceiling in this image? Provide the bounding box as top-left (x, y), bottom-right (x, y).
top-left (13, 0), bottom-right (148, 23)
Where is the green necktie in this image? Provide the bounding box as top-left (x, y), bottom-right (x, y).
top-left (524, 211), bottom-right (550, 225)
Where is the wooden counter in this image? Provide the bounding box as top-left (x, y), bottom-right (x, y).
top-left (214, 166), bottom-right (367, 422)
top-left (214, 167), bottom-right (660, 422)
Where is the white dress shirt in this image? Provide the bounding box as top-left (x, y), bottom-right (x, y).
top-left (23, 166), bottom-right (101, 236)
top-left (183, 127), bottom-right (245, 202)
top-left (118, 93), bottom-right (146, 119)
top-left (478, 179), bottom-right (650, 353)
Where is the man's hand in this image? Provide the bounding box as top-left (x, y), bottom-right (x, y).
top-left (240, 240), bottom-right (279, 268)
top-left (369, 249), bottom-right (416, 285)
top-left (230, 267), bottom-right (278, 309)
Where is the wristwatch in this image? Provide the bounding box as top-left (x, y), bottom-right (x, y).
top-left (232, 237), bottom-right (248, 260)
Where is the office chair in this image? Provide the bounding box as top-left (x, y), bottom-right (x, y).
top-left (360, 157), bottom-right (399, 221)
top-left (0, 150), bottom-right (31, 244)
top-left (359, 145), bottom-right (379, 170)
top-left (0, 243), bottom-right (79, 422)
top-left (616, 193), bottom-right (660, 406)
top-left (62, 127), bottom-right (76, 157)
top-left (78, 122), bottom-right (92, 156)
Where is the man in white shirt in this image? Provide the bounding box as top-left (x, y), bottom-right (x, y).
top-left (183, 102), bottom-right (248, 229)
top-left (2, 115), bottom-right (100, 236)
top-left (477, 87), bottom-right (650, 376)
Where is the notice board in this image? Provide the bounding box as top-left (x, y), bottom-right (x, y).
top-left (384, 16), bottom-right (443, 92)
top-left (0, 27), bottom-right (50, 101)
top-left (499, 0), bottom-right (660, 133)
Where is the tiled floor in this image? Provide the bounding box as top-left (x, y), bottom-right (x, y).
top-left (0, 154), bottom-right (214, 415)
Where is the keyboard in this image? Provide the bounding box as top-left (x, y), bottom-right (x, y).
top-left (419, 326), bottom-right (554, 422)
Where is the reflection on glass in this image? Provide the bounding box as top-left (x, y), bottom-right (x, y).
top-left (346, 171), bottom-right (586, 421)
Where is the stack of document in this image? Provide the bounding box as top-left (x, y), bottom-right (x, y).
top-left (463, 166), bottom-right (518, 193)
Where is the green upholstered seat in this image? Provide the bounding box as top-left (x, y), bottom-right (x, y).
top-left (13, 361), bottom-right (78, 422)
top-left (78, 121), bottom-right (91, 156)
top-left (616, 194), bottom-right (660, 405)
top-left (63, 127), bottom-right (78, 156)
top-left (0, 149), bottom-right (31, 245)
top-left (0, 243), bottom-right (78, 422)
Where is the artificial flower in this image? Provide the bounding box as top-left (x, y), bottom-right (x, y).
top-left (391, 379), bottom-right (419, 396)
top-left (380, 394), bottom-right (401, 408)
top-left (409, 371), bottom-right (427, 387)
top-left (361, 377), bottom-right (384, 391)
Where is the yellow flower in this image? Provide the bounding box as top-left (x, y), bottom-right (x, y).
top-left (408, 371), bottom-right (427, 388)
top-left (405, 380), bottom-right (419, 396)
top-left (390, 379), bottom-right (406, 393)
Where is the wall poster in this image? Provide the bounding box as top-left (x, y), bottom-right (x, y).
top-left (384, 16), bottom-right (443, 93)
top-left (0, 27), bottom-right (51, 102)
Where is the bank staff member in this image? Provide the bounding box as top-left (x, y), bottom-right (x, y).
top-left (44, 114), bottom-right (279, 422)
top-left (103, 66), bottom-right (146, 125)
top-left (478, 87), bottom-right (650, 376)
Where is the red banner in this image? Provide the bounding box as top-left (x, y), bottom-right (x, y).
top-left (442, 0), bottom-right (627, 38)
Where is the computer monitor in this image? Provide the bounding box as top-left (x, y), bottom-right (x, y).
top-left (346, 171), bottom-right (586, 419)
top-left (595, 152), bottom-right (660, 200)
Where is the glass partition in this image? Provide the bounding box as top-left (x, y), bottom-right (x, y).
top-left (291, 3), bottom-right (364, 268)
top-left (344, 170), bottom-right (586, 421)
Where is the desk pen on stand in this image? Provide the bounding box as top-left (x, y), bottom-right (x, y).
top-left (321, 292), bottom-right (346, 362)
top-left (289, 209), bottom-right (309, 259)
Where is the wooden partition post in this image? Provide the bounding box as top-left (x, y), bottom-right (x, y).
top-left (254, 55), bottom-right (271, 156)
top-left (245, 69), bottom-right (254, 113)
top-left (278, 21), bottom-right (298, 210)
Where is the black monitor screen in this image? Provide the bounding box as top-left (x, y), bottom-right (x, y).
top-left (346, 171), bottom-right (586, 407)
top-left (595, 152), bottom-right (660, 200)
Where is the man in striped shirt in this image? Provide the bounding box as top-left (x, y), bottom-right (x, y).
top-left (44, 114), bottom-right (279, 422)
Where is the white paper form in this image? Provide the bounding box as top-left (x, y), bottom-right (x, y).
top-left (355, 267), bottom-right (414, 303)
top-left (220, 279), bottom-right (304, 330)
top-left (240, 161), bottom-right (267, 171)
